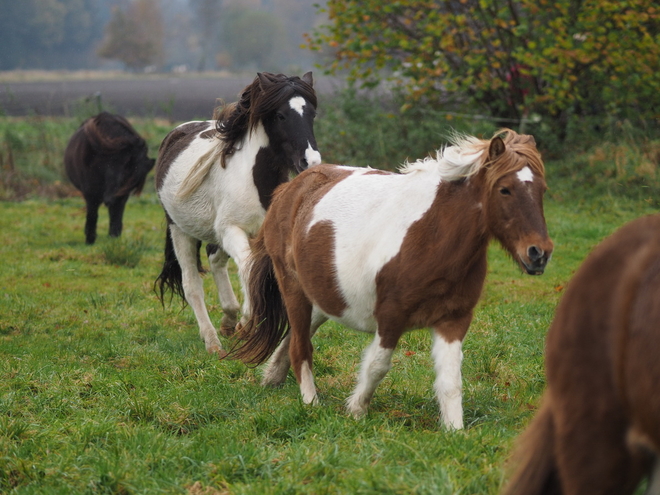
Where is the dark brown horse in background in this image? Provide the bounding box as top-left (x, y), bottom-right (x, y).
top-left (64, 112), bottom-right (155, 244)
top-left (229, 129), bottom-right (553, 429)
top-left (503, 214), bottom-right (660, 495)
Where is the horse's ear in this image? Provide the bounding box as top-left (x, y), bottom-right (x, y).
top-left (302, 71), bottom-right (313, 86)
top-left (257, 72), bottom-right (271, 92)
top-left (488, 136), bottom-right (506, 161)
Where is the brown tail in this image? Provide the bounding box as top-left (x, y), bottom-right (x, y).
top-left (226, 231), bottom-right (289, 365)
top-left (501, 399), bottom-right (562, 495)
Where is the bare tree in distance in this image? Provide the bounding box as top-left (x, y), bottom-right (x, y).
top-left (97, 0), bottom-right (165, 71)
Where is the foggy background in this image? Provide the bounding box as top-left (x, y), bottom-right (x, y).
top-left (0, 0), bottom-right (338, 120)
top-left (0, 0), bottom-right (326, 73)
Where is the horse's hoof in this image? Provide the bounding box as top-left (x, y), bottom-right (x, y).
top-left (206, 343), bottom-right (223, 354)
top-left (219, 323), bottom-right (235, 337)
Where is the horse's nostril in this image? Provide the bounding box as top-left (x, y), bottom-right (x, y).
top-left (528, 245), bottom-right (544, 262)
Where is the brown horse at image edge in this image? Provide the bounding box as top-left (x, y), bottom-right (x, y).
top-left (503, 214), bottom-right (660, 495)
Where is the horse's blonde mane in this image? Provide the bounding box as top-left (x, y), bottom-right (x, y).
top-left (399, 129), bottom-right (543, 186)
top-left (399, 131), bottom-right (488, 180)
top-left (176, 133), bottom-right (225, 199)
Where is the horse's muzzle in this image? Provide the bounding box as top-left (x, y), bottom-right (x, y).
top-left (521, 245), bottom-right (552, 275)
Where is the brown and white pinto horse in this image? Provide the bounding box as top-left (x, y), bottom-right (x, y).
top-left (502, 214), bottom-right (660, 495)
top-left (229, 129), bottom-right (553, 429)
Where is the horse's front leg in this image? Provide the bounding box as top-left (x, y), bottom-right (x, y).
top-left (432, 313), bottom-right (472, 430)
top-left (206, 243), bottom-right (241, 336)
top-left (219, 225), bottom-right (253, 328)
top-left (170, 225), bottom-right (223, 354)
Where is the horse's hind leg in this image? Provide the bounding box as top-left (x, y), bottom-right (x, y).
top-left (277, 281), bottom-right (317, 404)
top-left (262, 308), bottom-right (327, 387)
top-left (170, 225), bottom-right (222, 353)
top-left (84, 197), bottom-right (101, 245)
top-left (346, 332), bottom-right (396, 418)
top-left (107, 194), bottom-right (130, 238)
top-left (206, 243), bottom-right (240, 336)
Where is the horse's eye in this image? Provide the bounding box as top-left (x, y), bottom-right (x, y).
top-left (500, 187), bottom-right (511, 196)
top-left (276, 113), bottom-right (286, 121)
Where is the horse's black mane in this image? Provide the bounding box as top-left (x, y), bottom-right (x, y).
top-left (213, 73), bottom-right (317, 167)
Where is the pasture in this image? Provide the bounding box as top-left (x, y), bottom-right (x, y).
top-left (1, 112), bottom-right (658, 493)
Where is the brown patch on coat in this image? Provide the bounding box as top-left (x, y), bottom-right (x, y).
top-left (155, 121), bottom-right (213, 191)
top-left (296, 220), bottom-right (348, 317)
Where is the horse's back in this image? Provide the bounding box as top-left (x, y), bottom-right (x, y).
top-left (155, 121), bottom-right (215, 190)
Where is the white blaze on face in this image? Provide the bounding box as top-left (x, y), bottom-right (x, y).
top-left (289, 96), bottom-right (306, 116)
top-left (305, 141), bottom-right (322, 167)
top-left (517, 166), bottom-right (534, 183)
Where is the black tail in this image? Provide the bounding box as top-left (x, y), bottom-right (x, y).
top-left (154, 216), bottom-right (203, 307)
top-left (226, 231), bottom-right (289, 365)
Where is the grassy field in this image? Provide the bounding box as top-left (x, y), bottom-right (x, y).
top-left (0, 108), bottom-right (659, 493)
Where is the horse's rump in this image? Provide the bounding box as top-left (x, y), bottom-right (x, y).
top-left (82, 112), bottom-right (143, 154)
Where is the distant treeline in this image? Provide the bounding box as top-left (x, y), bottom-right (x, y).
top-left (0, 0), bottom-right (320, 73)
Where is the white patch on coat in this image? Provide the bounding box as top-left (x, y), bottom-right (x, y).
top-left (305, 141), bottom-right (322, 167)
top-left (308, 165), bottom-right (442, 332)
top-left (517, 166), bottom-right (534, 183)
top-left (289, 96), bottom-right (306, 116)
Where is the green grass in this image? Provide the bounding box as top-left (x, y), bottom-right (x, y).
top-left (1, 182), bottom-right (657, 493)
top-left (0, 102), bottom-right (658, 493)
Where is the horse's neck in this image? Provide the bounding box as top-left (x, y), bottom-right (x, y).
top-left (419, 179), bottom-right (491, 266)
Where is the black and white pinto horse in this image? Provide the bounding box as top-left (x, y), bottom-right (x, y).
top-left (155, 72), bottom-right (321, 354)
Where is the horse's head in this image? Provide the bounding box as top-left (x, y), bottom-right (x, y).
top-left (483, 130), bottom-right (553, 275)
top-left (257, 71), bottom-right (321, 173)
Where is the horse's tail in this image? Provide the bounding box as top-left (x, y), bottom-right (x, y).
top-left (154, 216), bottom-right (204, 307)
top-left (501, 399), bottom-right (561, 495)
top-left (226, 231), bottom-right (289, 365)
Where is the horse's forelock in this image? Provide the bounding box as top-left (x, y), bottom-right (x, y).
top-left (483, 129), bottom-right (544, 190)
top-left (248, 74), bottom-right (317, 129)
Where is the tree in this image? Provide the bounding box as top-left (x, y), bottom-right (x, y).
top-left (309, 0), bottom-right (660, 134)
top-left (222, 8), bottom-right (286, 70)
top-left (0, 0), bottom-right (104, 70)
top-left (97, 0), bottom-right (164, 71)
